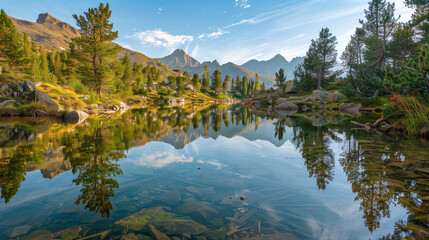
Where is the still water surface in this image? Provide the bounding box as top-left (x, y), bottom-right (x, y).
top-left (0, 105), bottom-right (428, 239)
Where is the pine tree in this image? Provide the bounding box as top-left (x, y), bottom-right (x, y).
top-left (176, 76), bottom-right (184, 93)
top-left (261, 82), bottom-right (267, 90)
top-left (212, 70), bottom-right (222, 91)
top-left (360, 0), bottom-right (398, 70)
top-left (39, 46), bottom-right (50, 82)
top-left (202, 65), bottom-right (210, 91)
top-left (275, 68), bottom-right (287, 93)
top-left (313, 28), bottom-right (338, 89)
top-left (121, 54), bottom-right (133, 85)
top-left (70, 3), bottom-right (121, 98)
top-left (192, 73), bottom-right (201, 91)
top-left (255, 73), bottom-right (260, 91)
top-left (0, 9), bottom-right (24, 73)
top-left (241, 76), bottom-right (248, 96)
top-left (223, 74), bottom-right (231, 90)
top-left (147, 72), bottom-right (153, 90)
top-left (236, 76), bottom-right (241, 91)
top-left (231, 77), bottom-right (235, 90)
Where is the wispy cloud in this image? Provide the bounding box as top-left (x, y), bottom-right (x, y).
top-left (129, 29), bottom-right (193, 48)
top-left (198, 28), bottom-right (229, 39)
top-left (191, 44), bottom-right (200, 58)
top-left (235, 0), bottom-right (251, 9)
top-left (157, 7), bottom-right (162, 15)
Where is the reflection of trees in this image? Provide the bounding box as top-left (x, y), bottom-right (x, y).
top-left (292, 118), bottom-right (335, 190)
top-left (212, 111), bottom-right (222, 132)
top-left (274, 118), bottom-right (287, 141)
top-left (340, 138), bottom-right (393, 232)
top-left (0, 144), bottom-right (42, 203)
top-left (340, 135), bottom-right (429, 237)
top-left (63, 124), bottom-right (124, 218)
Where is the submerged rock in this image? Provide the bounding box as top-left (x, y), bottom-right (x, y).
top-left (53, 226), bottom-right (81, 239)
top-left (152, 220), bottom-right (206, 236)
top-left (148, 225), bottom-right (170, 240)
top-left (114, 207), bottom-right (207, 236)
top-left (22, 230), bottom-right (54, 240)
top-left (10, 225), bottom-right (32, 238)
top-left (153, 191), bottom-right (181, 206)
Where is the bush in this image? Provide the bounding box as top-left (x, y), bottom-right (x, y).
top-left (384, 95), bottom-right (429, 135)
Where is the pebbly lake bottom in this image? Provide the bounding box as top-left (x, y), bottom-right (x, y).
top-left (0, 105), bottom-right (428, 239)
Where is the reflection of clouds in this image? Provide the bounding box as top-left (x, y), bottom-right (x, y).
top-left (132, 152), bottom-right (193, 168)
top-left (197, 159), bottom-right (226, 169)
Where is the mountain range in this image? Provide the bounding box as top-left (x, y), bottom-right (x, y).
top-left (11, 13), bottom-right (177, 76)
top-left (242, 54), bottom-right (305, 79)
top-left (157, 49), bottom-right (306, 88)
top-left (10, 12), bottom-right (308, 87)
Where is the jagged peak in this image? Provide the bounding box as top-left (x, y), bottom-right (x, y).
top-left (173, 49), bottom-right (186, 54)
top-left (271, 54), bottom-right (287, 61)
top-left (36, 13), bottom-right (61, 24)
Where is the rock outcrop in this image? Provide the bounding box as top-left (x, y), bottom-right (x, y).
top-left (274, 102), bottom-right (299, 111)
top-left (340, 103), bottom-right (361, 115)
top-left (64, 110), bottom-right (89, 124)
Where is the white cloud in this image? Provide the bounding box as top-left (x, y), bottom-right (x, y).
top-left (235, 0), bottom-right (251, 9)
top-left (129, 29), bottom-right (193, 48)
top-left (198, 28), bottom-right (229, 39)
top-left (157, 7), bottom-right (162, 15)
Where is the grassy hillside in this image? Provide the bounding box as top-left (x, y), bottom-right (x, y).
top-left (12, 13), bottom-right (177, 76)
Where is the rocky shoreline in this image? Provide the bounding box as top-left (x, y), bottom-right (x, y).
top-left (0, 75), bottom-right (130, 124)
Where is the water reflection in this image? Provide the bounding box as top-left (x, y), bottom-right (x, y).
top-left (0, 105), bottom-right (428, 239)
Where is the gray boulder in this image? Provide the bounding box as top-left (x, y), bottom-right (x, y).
top-left (64, 110), bottom-right (89, 124)
top-left (306, 90), bottom-right (329, 103)
top-left (275, 98), bottom-right (288, 106)
top-left (327, 92), bottom-right (343, 103)
top-left (274, 102), bottom-right (299, 111)
top-left (0, 84), bottom-right (9, 91)
top-left (340, 103), bottom-right (361, 115)
top-left (285, 80), bottom-right (298, 94)
top-left (32, 89), bottom-right (59, 110)
top-left (23, 80), bottom-right (35, 92)
top-left (251, 90), bottom-right (267, 99)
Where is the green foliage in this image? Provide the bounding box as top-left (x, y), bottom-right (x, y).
top-left (223, 74), bottom-right (230, 90)
top-left (212, 69), bottom-right (222, 91)
top-left (342, 69), bottom-right (385, 101)
top-left (254, 73), bottom-right (260, 91)
top-left (192, 73), bottom-right (201, 91)
top-left (202, 65), bottom-right (210, 91)
top-left (70, 3), bottom-right (121, 98)
top-left (384, 45), bottom-right (429, 95)
top-left (176, 76), bottom-right (184, 93)
top-left (0, 9), bottom-right (24, 73)
top-left (294, 28), bottom-right (338, 91)
top-left (275, 68), bottom-right (287, 94)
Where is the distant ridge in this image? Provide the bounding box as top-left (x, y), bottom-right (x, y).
top-left (242, 54), bottom-right (305, 79)
top-left (158, 49), bottom-right (276, 87)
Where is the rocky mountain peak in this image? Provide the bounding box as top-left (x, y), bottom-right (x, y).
top-left (36, 13), bottom-right (61, 24)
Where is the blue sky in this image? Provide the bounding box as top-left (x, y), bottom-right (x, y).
top-left (1, 0), bottom-right (414, 64)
